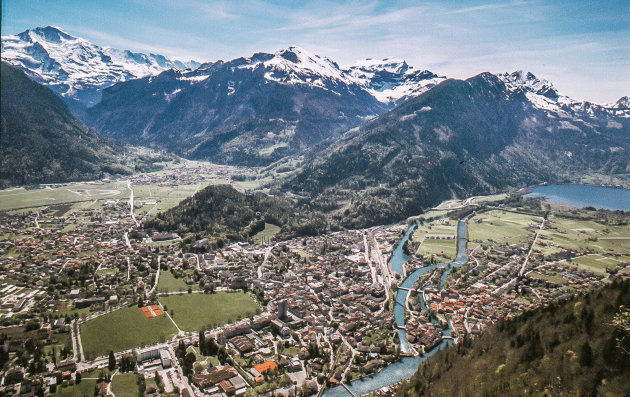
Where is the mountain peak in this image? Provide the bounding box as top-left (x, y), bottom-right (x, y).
top-left (498, 70), bottom-right (558, 99)
top-left (19, 25), bottom-right (75, 43)
top-left (614, 96), bottom-right (630, 109)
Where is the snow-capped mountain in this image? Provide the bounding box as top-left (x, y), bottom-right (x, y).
top-left (498, 70), bottom-right (629, 119)
top-left (345, 58), bottom-right (446, 105)
top-left (239, 46), bottom-right (355, 89)
top-left (1, 26), bottom-right (200, 107)
top-left (82, 46), bottom-right (387, 166)
top-left (232, 48), bottom-right (446, 105)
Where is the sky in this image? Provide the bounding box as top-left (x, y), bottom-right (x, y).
top-left (2, 0), bottom-right (629, 104)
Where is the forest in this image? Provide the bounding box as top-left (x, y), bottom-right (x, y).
top-left (396, 278), bottom-right (630, 396)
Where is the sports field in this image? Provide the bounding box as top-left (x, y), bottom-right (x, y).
top-left (80, 306), bottom-right (177, 359)
top-left (159, 292), bottom-right (258, 332)
top-left (412, 219), bottom-right (457, 259)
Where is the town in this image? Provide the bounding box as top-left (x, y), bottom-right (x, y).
top-left (0, 167), bottom-right (628, 397)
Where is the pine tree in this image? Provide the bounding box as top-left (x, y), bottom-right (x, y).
top-left (108, 351), bottom-right (116, 371)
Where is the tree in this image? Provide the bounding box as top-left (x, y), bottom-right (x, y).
top-left (199, 330), bottom-right (206, 355)
top-left (75, 372), bottom-right (82, 384)
top-left (108, 351), bottom-right (116, 371)
top-left (612, 305), bottom-right (630, 355)
top-left (580, 341), bottom-right (593, 367)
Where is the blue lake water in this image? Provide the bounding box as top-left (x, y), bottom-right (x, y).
top-left (526, 184), bottom-right (630, 211)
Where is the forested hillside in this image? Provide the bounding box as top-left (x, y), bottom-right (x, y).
top-left (144, 184), bottom-right (332, 249)
top-left (397, 278), bottom-right (630, 396)
top-left (0, 62), bottom-right (128, 187)
top-left (278, 73), bottom-right (630, 228)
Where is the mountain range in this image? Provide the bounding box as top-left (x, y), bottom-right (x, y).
top-left (1, 26), bottom-right (199, 111)
top-left (278, 72), bottom-right (630, 227)
top-left (2, 26), bottom-right (629, 217)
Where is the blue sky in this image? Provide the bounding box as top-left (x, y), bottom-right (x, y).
top-left (2, 0), bottom-right (629, 103)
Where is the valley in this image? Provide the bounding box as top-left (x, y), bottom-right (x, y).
top-left (0, 162), bottom-right (628, 395)
top-left (1, 13), bottom-right (629, 397)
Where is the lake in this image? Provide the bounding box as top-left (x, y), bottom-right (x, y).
top-left (526, 184), bottom-right (630, 211)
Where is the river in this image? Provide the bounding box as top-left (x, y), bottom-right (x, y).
top-left (526, 184), bottom-right (630, 211)
top-left (323, 218), bottom-right (468, 396)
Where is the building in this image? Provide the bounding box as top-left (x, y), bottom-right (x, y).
top-left (159, 349), bottom-right (171, 368)
top-left (277, 299), bottom-right (288, 319)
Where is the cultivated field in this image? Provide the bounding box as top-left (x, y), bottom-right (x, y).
top-left (540, 216), bottom-right (630, 254)
top-left (159, 292), bottom-right (258, 332)
top-left (80, 306), bottom-right (177, 359)
top-left (468, 210), bottom-right (540, 245)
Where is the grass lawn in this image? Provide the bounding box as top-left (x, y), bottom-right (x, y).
top-left (80, 368), bottom-right (115, 379)
top-left (95, 267), bottom-right (118, 277)
top-left (470, 193), bottom-right (508, 205)
top-left (528, 271), bottom-right (567, 284)
top-left (159, 292), bottom-right (258, 332)
top-left (49, 378), bottom-right (97, 397)
top-left (253, 223), bottom-right (281, 243)
top-left (111, 373), bottom-right (140, 397)
top-left (55, 305), bottom-right (94, 320)
top-left (157, 270), bottom-right (190, 292)
top-left (279, 345), bottom-right (301, 358)
top-left (80, 306), bottom-right (177, 359)
top-left (569, 255), bottom-right (616, 275)
top-left (417, 238), bottom-right (457, 261)
top-left (468, 210), bottom-right (540, 245)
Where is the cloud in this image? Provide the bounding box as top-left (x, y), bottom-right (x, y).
top-left (450, 1), bottom-right (533, 15)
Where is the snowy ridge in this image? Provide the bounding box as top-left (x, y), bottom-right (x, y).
top-left (498, 70), bottom-right (630, 118)
top-left (344, 58), bottom-right (446, 104)
top-left (1, 26), bottom-right (200, 106)
top-left (233, 48), bottom-right (446, 104)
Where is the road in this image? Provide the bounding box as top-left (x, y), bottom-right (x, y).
top-left (147, 256), bottom-right (161, 296)
top-left (127, 180), bottom-right (140, 228)
top-left (519, 217), bottom-right (546, 277)
top-left (258, 243), bottom-right (278, 279)
top-left (493, 217), bottom-right (546, 294)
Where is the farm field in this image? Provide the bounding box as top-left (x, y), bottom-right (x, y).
top-left (541, 216), bottom-right (630, 254)
top-left (468, 210), bottom-right (540, 245)
top-left (80, 306), bottom-right (177, 359)
top-left (569, 254), bottom-right (618, 275)
top-left (416, 238), bottom-right (457, 261)
top-left (159, 292), bottom-right (258, 332)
